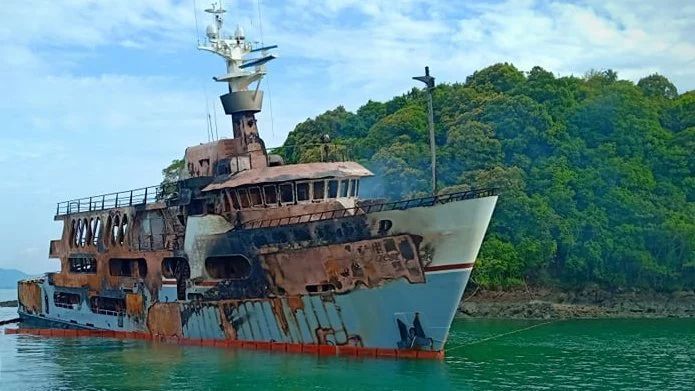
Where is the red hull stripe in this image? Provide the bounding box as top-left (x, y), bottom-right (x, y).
top-left (2, 327), bottom-right (444, 360)
top-left (424, 262), bottom-right (475, 272)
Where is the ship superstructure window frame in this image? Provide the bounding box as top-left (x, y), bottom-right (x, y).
top-left (327, 180), bottom-right (339, 199)
top-left (279, 182), bottom-right (294, 205)
top-left (109, 258), bottom-right (148, 278)
top-left (263, 185), bottom-right (278, 205)
top-left (349, 179), bottom-right (359, 197)
top-left (69, 256), bottom-right (97, 274)
top-left (339, 179), bottom-right (349, 197)
top-left (53, 291), bottom-right (82, 309)
top-left (90, 296), bottom-right (126, 316)
top-left (237, 188), bottom-right (251, 208)
top-left (229, 189), bottom-right (241, 210)
top-left (296, 182), bottom-right (310, 202)
top-left (205, 254), bottom-right (252, 280)
top-left (248, 186), bottom-right (263, 207)
top-left (312, 180), bottom-right (325, 201)
top-left (90, 217), bottom-right (102, 246)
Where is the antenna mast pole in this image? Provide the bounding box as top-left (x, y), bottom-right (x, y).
top-left (413, 66), bottom-right (437, 195)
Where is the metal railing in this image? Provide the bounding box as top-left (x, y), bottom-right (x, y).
top-left (56, 185), bottom-right (165, 216)
top-left (241, 188), bottom-right (498, 230)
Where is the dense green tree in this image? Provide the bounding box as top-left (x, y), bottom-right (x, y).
top-left (638, 74), bottom-right (678, 99)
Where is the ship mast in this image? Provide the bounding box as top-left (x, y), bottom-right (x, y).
top-left (198, 2), bottom-right (277, 168)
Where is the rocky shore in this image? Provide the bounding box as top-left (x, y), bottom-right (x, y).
top-left (459, 286), bottom-right (695, 319)
top-left (0, 300), bottom-right (18, 307)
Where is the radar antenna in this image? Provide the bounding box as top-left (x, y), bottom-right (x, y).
top-left (198, 2), bottom-right (277, 94)
top-left (197, 1), bottom-right (278, 169)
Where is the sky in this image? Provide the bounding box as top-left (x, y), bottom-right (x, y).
top-left (0, 0), bottom-right (693, 274)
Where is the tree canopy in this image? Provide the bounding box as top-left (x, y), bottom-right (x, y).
top-left (277, 64), bottom-right (694, 291)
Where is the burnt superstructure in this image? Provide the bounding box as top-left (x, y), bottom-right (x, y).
top-left (16, 3), bottom-right (498, 358)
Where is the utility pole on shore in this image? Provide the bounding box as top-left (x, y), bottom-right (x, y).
top-left (413, 66), bottom-right (437, 195)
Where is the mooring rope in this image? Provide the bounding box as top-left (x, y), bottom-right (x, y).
top-left (445, 320), bottom-right (559, 353)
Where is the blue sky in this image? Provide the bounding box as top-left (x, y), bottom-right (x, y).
top-left (1, 0), bottom-right (693, 274)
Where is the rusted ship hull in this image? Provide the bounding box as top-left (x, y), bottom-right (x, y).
top-left (17, 192), bottom-right (497, 354)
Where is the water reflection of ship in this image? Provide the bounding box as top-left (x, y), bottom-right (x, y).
top-left (16, 1), bottom-right (497, 357)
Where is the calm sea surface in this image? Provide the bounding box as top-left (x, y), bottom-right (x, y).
top-left (0, 294), bottom-right (692, 390)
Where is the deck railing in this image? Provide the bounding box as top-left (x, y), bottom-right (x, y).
top-left (241, 188), bottom-right (498, 230)
top-left (56, 185), bottom-right (165, 216)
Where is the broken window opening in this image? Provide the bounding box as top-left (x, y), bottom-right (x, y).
top-left (279, 183), bottom-right (294, 204)
top-left (237, 188), bottom-right (251, 208)
top-left (111, 215), bottom-right (120, 245)
top-left (221, 191), bottom-right (232, 212)
top-left (205, 255), bottom-right (252, 279)
top-left (229, 189), bottom-right (241, 210)
top-left (248, 186), bottom-right (263, 207)
top-left (339, 179), bottom-right (349, 197)
top-left (162, 257), bottom-right (190, 300)
top-left (349, 179), bottom-right (358, 197)
top-left (296, 182), bottom-right (310, 202)
top-left (72, 219), bottom-right (78, 247)
top-left (54, 292), bottom-right (81, 309)
top-left (77, 218), bottom-right (89, 247)
top-left (85, 218), bottom-right (94, 246)
top-left (109, 258), bottom-right (147, 278)
top-left (312, 180), bottom-right (325, 200)
top-left (263, 185), bottom-right (278, 205)
top-left (90, 296), bottom-right (125, 316)
top-left (119, 215), bottom-right (129, 245)
top-left (91, 217), bottom-right (102, 246)
top-left (69, 256), bottom-right (97, 274)
top-left (327, 180), bottom-right (339, 198)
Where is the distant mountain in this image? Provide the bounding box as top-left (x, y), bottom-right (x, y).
top-left (0, 268), bottom-right (28, 289)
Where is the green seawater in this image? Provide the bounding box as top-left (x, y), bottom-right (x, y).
top-left (0, 317), bottom-right (693, 390)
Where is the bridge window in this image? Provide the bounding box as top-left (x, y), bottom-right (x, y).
top-left (349, 179), bottom-right (358, 197)
top-left (109, 258), bottom-right (147, 278)
top-left (340, 179), bottom-right (349, 197)
top-left (312, 181), bottom-right (325, 200)
top-left (54, 292), bottom-right (81, 309)
top-left (249, 187), bottom-right (263, 207)
top-left (296, 182), bottom-right (310, 202)
top-left (69, 256), bottom-right (97, 273)
top-left (327, 180), bottom-right (338, 198)
top-left (237, 188), bottom-right (251, 208)
top-left (279, 183), bottom-right (294, 204)
top-left (229, 189), bottom-right (241, 209)
top-left (205, 255), bottom-right (252, 279)
top-left (263, 185), bottom-right (278, 205)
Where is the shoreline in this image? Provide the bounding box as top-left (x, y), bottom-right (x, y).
top-left (459, 287), bottom-right (695, 319)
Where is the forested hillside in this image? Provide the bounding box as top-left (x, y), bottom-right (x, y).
top-left (275, 64), bottom-right (694, 291)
